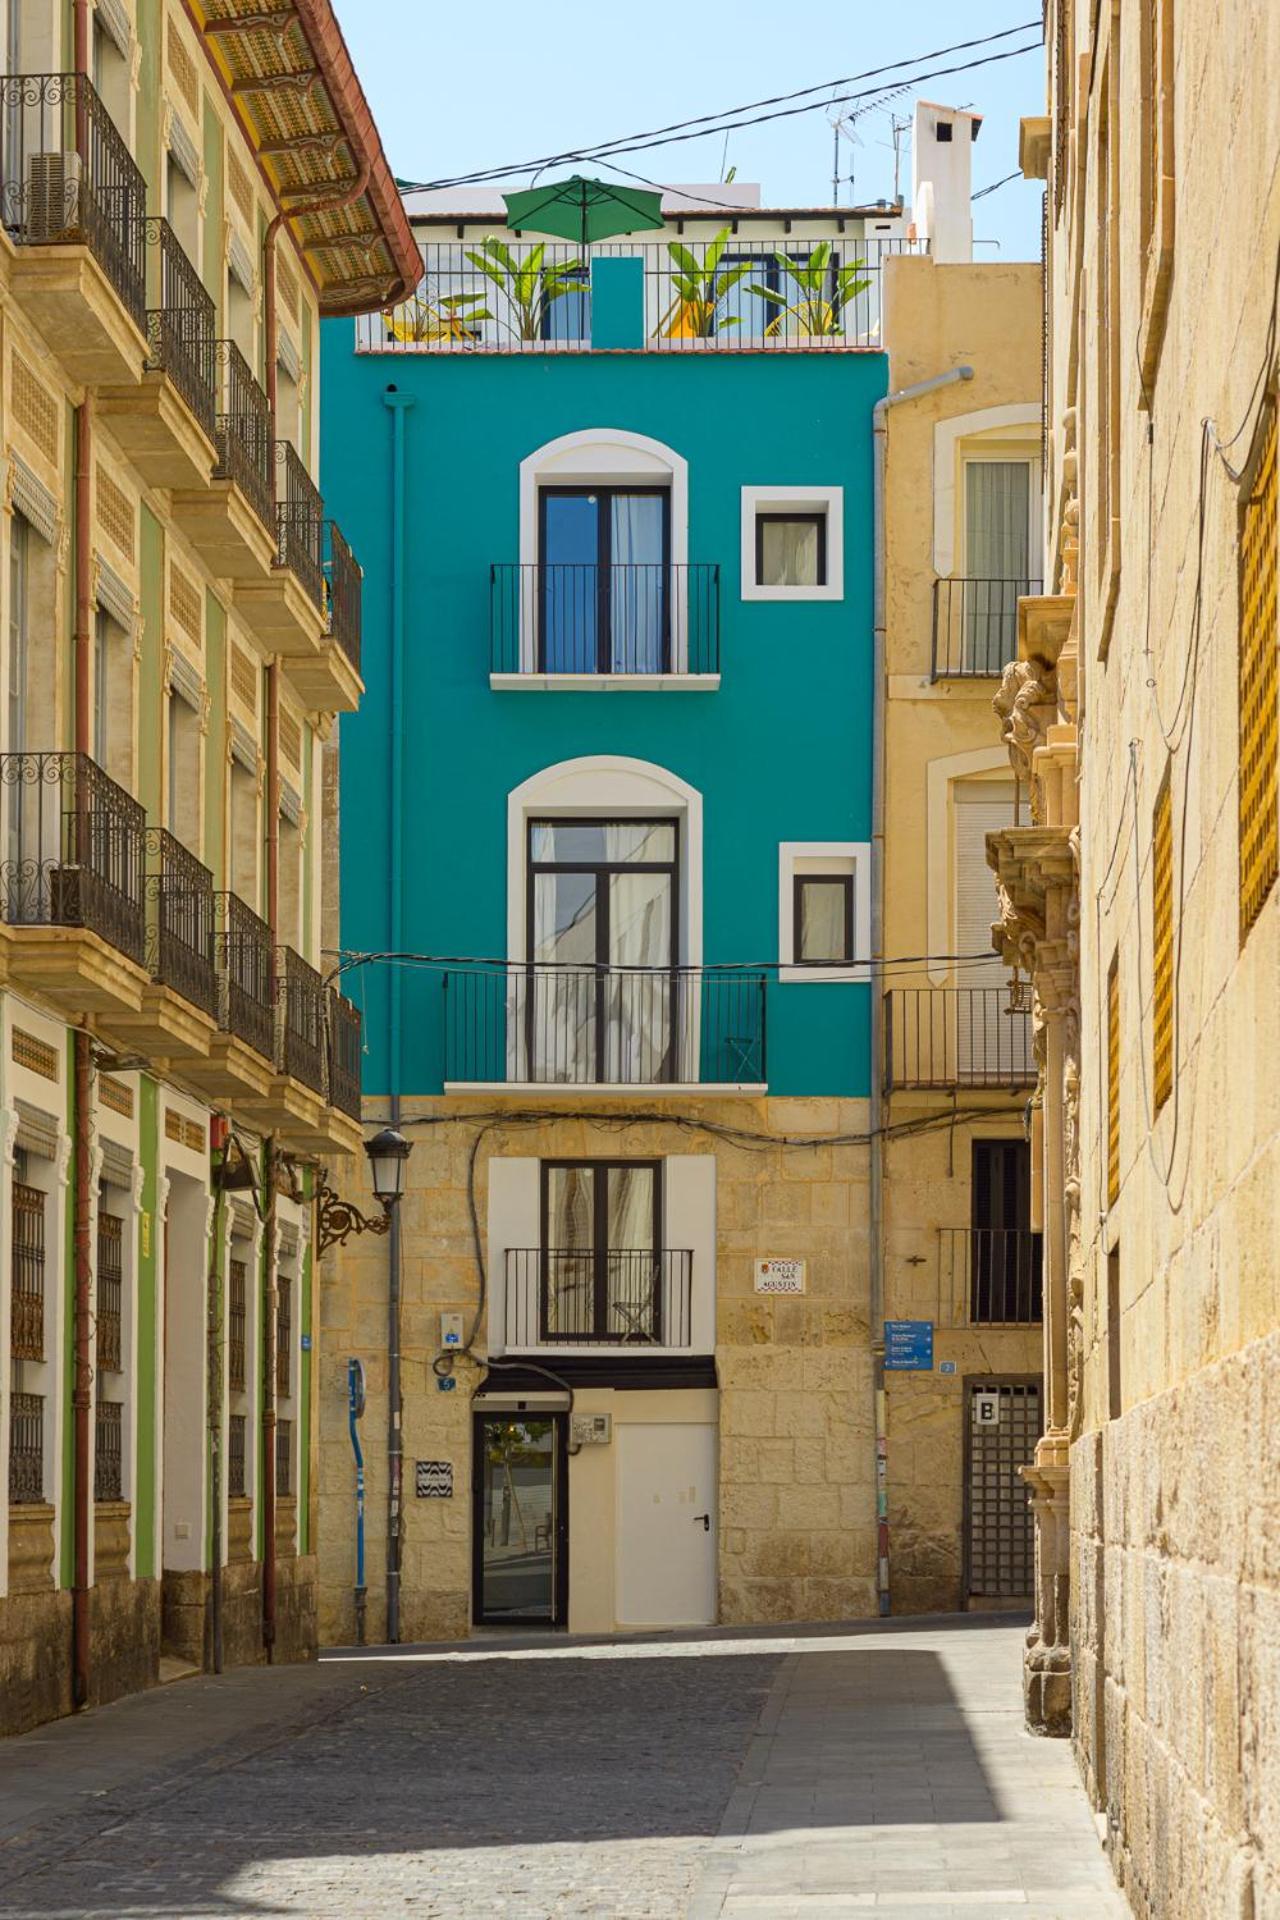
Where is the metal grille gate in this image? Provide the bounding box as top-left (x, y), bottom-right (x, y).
top-left (965, 1379), bottom-right (1041, 1601)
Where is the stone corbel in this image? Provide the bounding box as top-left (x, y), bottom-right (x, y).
top-left (1, 454), bottom-right (15, 518)
top-left (55, 520), bottom-right (70, 576)
top-left (0, 1104), bottom-right (18, 1168)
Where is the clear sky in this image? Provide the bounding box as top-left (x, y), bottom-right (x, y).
top-left (333, 1), bottom-right (1047, 264)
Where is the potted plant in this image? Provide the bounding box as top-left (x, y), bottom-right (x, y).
top-left (655, 229), bottom-right (751, 340)
top-left (749, 242), bottom-right (871, 340)
top-left (463, 238), bottom-right (586, 343)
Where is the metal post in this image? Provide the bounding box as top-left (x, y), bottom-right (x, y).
top-left (348, 1356), bottom-right (367, 1645)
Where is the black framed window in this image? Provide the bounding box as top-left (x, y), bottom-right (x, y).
top-left (540, 1159), bottom-right (662, 1341)
top-left (526, 818), bottom-right (679, 1083)
top-left (794, 873), bottom-right (854, 965)
top-left (756, 512), bottom-right (827, 588)
top-left (538, 485), bottom-right (671, 673)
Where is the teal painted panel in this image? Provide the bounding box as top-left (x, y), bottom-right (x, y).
top-left (590, 258), bottom-right (644, 349)
top-left (322, 337), bottom-right (886, 1100)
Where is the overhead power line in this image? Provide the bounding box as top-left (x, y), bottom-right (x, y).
top-left (398, 22), bottom-right (1044, 194)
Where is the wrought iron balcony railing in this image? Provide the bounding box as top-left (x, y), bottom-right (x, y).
top-left (9, 1391), bottom-right (43, 1503)
top-left (0, 750), bottom-right (146, 966)
top-left (275, 440), bottom-right (324, 608)
top-left (144, 216), bottom-right (217, 437)
top-left (146, 827), bottom-right (216, 1017)
top-left (214, 890), bottom-right (274, 1062)
top-left (278, 945), bottom-right (325, 1094)
top-left (323, 520), bottom-right (361, 672)
top-left (356, 236), bottom-right (922, 355)
top-left (884, 988), bottom-right (1035, 1091)
top-left (490, 563), bottom-right (720, 676)
top-left (327, 987), bottom-right (362, 1119)
top-left (931, 577), bottom-right (1042, 679)
top-left (505, 1248), bottom-right (693, 1348)
top-left (443, 965), bottom-right (767, 1087)
top-left (214, 339), bottom-right (274, 531)
top-left (938, 1226), bottom-right (1043, 1327)
top-left (0, 72), bottom-right (147, 331)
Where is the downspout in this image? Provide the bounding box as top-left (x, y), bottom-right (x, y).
top-left (261, 1135), bottom-right (277, 1658)
top-left (71, 390), bottom-right (93, 1707)
top-left (382, 389), bottom-right (412, 1642)
top-left (871, 363), bottom-right (972, 1617)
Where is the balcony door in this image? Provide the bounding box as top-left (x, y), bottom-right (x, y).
top-left (539, 486), bottom-right (669, 673)
top-left (526, 818), bottom-right (678, 1084)
top-left (962, 459), bottom-right (1034, 672)
top-left (970, 1139), bottom-right (1041, 1323)
top-left (541, 1160), bottom-right (661, 1342)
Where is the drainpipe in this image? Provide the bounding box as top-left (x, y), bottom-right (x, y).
top-left (262, 1134), bottom-right (277, 1659)
top-left (70, 389), bottom-right (94, 1707)
top-left (870, 363), bottom-right (973, 1617)
top-left (382, 389), bottom-right (413, 1643)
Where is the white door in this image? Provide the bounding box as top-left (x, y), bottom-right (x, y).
top-left (616, 1422), bottom-right (717, 1627)
top-left (953, 780), bottom-right (1022, 1081)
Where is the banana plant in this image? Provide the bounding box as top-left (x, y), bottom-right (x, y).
top-left (656, 228), bottom-right (752, 339)
top-left (463, 238), bottom-right (585, 342)
top-left (749, 242), bottom-right (871, 339)
top-left (385, 290), bottom-right (492, 345)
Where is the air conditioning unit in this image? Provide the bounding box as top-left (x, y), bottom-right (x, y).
top-left (571, 1412), bottom-right (612, 1447)
top-left (26, 151), bottom-right (82, 243)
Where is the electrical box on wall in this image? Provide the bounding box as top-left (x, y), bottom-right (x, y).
top-left (440, 1312), bottom-right (464, 1348)
top-left (572, 1412), bottom-right (612, 1446)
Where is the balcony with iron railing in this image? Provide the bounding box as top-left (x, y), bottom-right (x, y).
top-left (145, 827), bottom-right (217, 1019)
top-left (490, 563), bottom-right (720, 681)
top-left (884, 987), bottom-right (1035, 1092)
top-left (328, 987), bottom-right (362, 1119)
top-left (213, 339), bottom-right (274, 533)
top-left (142, 216), bottom-right (217, 441)
top-left (443, 965), bottom-right (767, 1090)
top-left (277, 945), bottom-right (326, 1095)
top-left (938, 1226), bottom-right (1043, 1327)
top-left (275, 440), bottom-right (324, 609)
top-left (324, 521), bottom-right (361, 674)
top-left (931, 577), bottom-right (1042, 680)
top-left (504, 1248), bottom-right (693, 1349)
top-left (0, 71), bottom-right (148, 364)
top-left (0, 749), bottom-right (147, 969)
top-left (214, 890), bottom-right (274, 1063)
top-left (357, 236), bottom-right (921, 355)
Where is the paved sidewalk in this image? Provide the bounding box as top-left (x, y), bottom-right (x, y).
top-left (0, 1617), bottom-right (1124, 1919)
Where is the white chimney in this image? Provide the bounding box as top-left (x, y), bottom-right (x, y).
top-left (911, 99), bottom-right (982, 264)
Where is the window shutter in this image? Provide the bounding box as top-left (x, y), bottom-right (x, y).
top-left (954, 782), bottom-right (1017, 967)
top-left (1152, 775), bottom-right (1174, 1112)
top-left (1239, 402), bottom-right (1278, 942)
top-left (1107, 956), bottom-right (1120, 1207)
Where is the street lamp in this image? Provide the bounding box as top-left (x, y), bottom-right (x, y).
top-left (316, 1126), bottom-right (414, 1255)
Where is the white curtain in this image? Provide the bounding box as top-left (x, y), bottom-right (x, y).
top-left (607, 870), bottom-right (675, 1081)
top-left (610, 494), bottom-right (665, 672)
top-left (963, 462), bottom-right (1031, 672)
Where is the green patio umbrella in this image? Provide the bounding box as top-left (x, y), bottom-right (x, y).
top-left (502, 175), bottom-right (666, 248)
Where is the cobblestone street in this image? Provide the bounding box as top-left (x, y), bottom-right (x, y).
top-left (0, 1619), bottom-right (1123, 1919)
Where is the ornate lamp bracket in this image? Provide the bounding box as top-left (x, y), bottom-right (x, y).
top-left (316, 1175), bottom-right (392, 1257)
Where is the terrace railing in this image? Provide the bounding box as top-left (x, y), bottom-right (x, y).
top-left (214, 339), bottom-right (274, 531)
top-left (0, 72), bottom-right (147, 330)
top-left (884, 988), bottom-right (1035, 1091)
top-left (0, 750), bottom-right (146, 966)
top-left (275, 440), bottom-right (324, 608)
top-left (146, 827), bottom-right (216, 1017)
top-left (444, 965), bottom-right (766, 1088)
top-left (931, 577), bottom-right (1042, 679)
top-left (358, 236), bottom-right (922, 354)
top-left (490, 563), bottom-right (720, 676)
top-left (504, 1248), bottom-right (694, 1348)
top-left (144, 216), bottom-right (217, 437)
top-left (214, 890), bottom-right (274, 1061)
top-left (323, 520), bottom-right (361, 672)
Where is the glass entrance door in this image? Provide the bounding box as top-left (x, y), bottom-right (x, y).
top-left (539, 487), bottom-right (669, 673)
top-left (474, 1414), bottom-right (567, 1625)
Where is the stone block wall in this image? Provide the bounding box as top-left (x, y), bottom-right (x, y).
top-left (1072, 1328), bottom-right (1280, 1916)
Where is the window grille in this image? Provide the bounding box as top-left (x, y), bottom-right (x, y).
top-left (9, 1392), bottom-right (43, 1503)
top-left (1152, 775), bottom-right (1174, 1112)
top-left (276, 1273), bottom-right (291, 1396)
top-left (229, 1257), bottom-right (247, 1394)
top-left (12, 1182), bottom-right (46, 1360)
top-left (1107, 956), bottom-right (1120, 1206)
top-left (276, 1419), bottom-right (292, 1499)
top-left (97, 1210), bottom-right (124, 1371)
top-left (228, 1413), bottom-right (247, 1499)
top-left (1239, 402), bottom-right (1278, 941)
top-left (94, 1398), bottom-right (123, 1502)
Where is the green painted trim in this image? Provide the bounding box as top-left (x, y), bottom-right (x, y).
top-left (301, 307), bottom-right (314, 465)
top-left (134, 1079), bottom-right (159, 1581)
top-left (137, 0), bottom-right (161, 212)
top-left (65, 405), bottom-right (77, 750)
top-left (254, 1142), bottom-right (268, 1563)
top-left (201, 96), bottom-right (224, 321)
top-left (204, 1192), bottom-right (226, 1568)
top-left (204, 591), bottom-right (227, 883)
top-left (298, 1167), bottom-right (312, 1555)
top-left (139, 507), bottom-right (164, 823)
top-left (59, 1051), bottom-right (76, 1587)
top-left (301, 724), bottom-right (313, 956)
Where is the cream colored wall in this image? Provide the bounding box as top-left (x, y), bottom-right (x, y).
top-left (1035, 0), bottom-right (1280, 1909)
top-left (880, 254), bottom-right (1044, 1613)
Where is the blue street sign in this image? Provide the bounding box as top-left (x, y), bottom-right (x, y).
top-left (939, 1360), bottom-right (957, 1375)
top-left (884, 1321), bottom-right (934, 1371)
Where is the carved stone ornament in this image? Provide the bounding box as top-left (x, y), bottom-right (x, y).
top-left (993, 658), bottom-right (1059, 813)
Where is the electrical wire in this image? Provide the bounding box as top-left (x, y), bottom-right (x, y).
top-left (398, 25), bottom-right (1044, 193)
top-left (972, 169), bottom-right (1025, 202)
top-left (323, 945), bottom-right (1027, 987)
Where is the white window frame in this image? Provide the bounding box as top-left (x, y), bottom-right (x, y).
top-left (778, 841), bottom-right (870, 983)
top-left (741, 484), bottom-right (844, 602)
